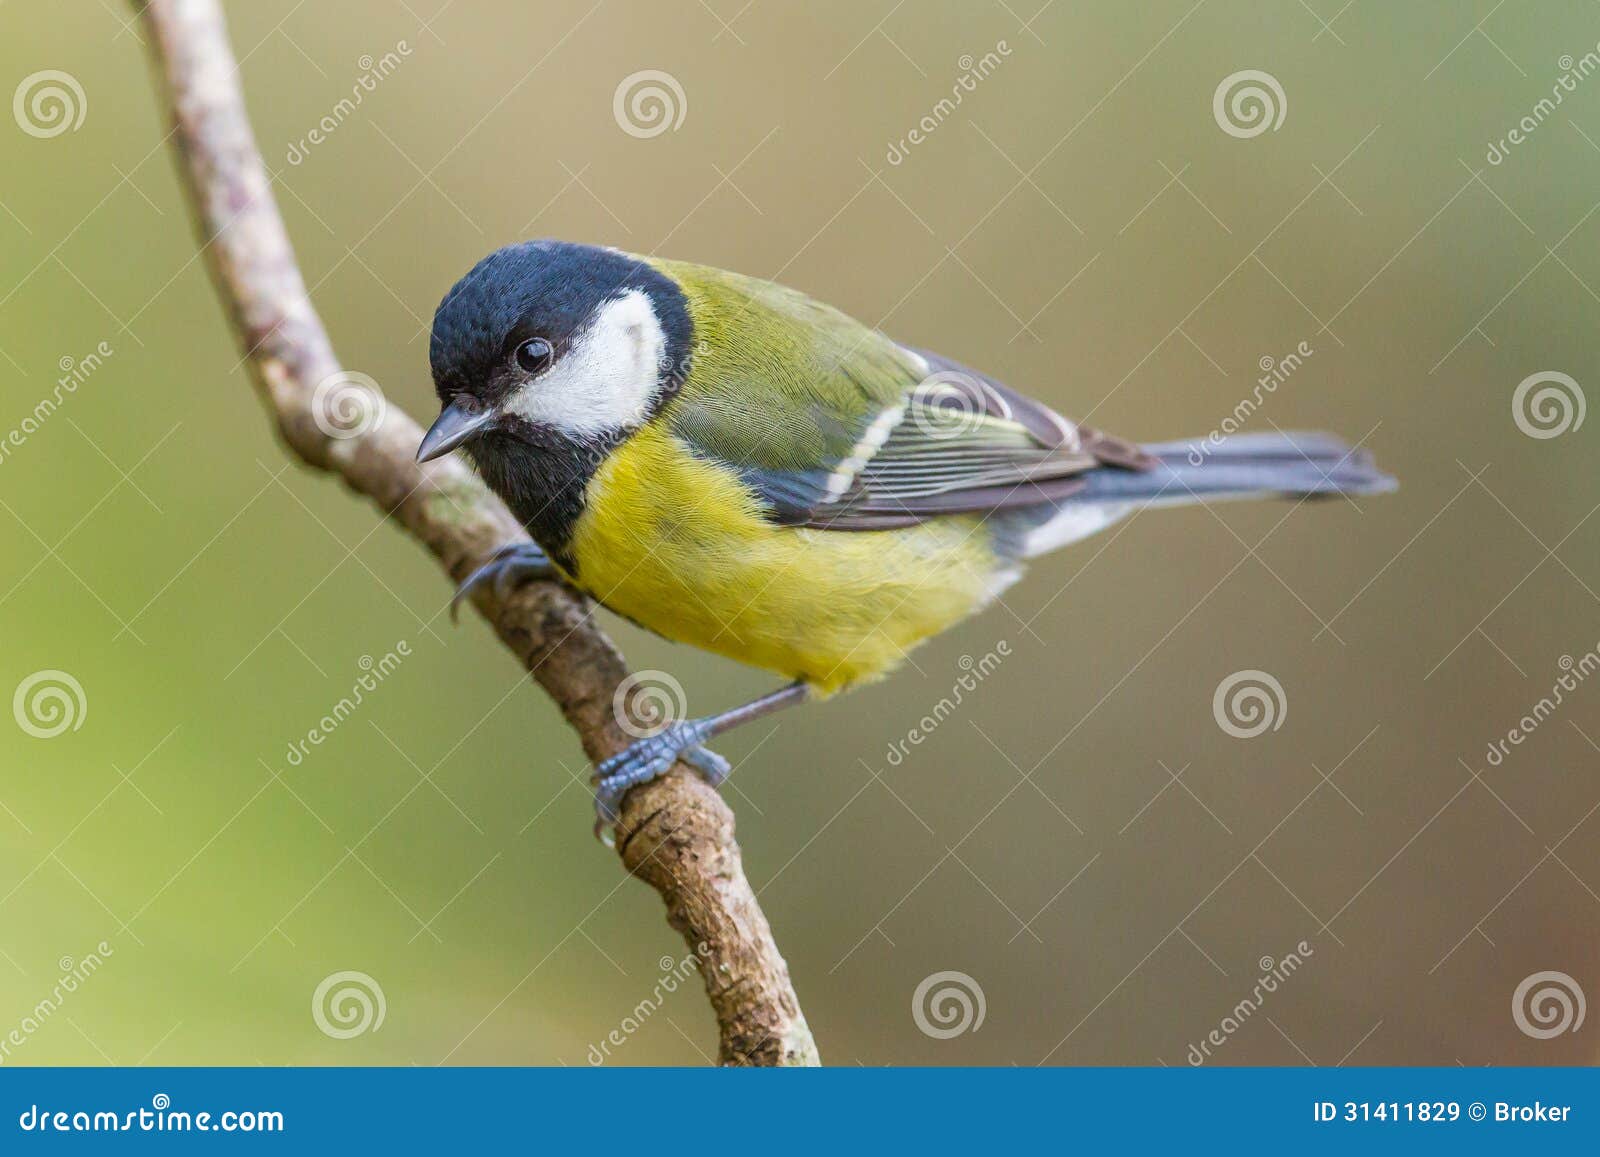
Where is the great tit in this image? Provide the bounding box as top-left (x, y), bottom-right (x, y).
top-left (419, 240), bottom-right (1394, 828)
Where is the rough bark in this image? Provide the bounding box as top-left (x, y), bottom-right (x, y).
top-left (132, 0), bottom-right (817, 1067)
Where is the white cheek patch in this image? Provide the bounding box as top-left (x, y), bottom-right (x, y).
top-left (500, 289), bottom-right (665, 437)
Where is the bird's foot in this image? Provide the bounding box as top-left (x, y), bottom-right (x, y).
top-left (450, 542), bottom-right (556, 621)
top-left (592, 720), bottom-right (731, 841)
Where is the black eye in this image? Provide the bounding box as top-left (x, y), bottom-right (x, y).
top-left (514, 337), bottom-right (552, 374)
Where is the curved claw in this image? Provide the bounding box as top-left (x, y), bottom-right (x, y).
top-left (591, 720), bottom-right (721, 838)
top-left (450, 542), bottom-right (555, 622)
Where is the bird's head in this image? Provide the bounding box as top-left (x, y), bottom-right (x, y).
top-left (417, 240), bottom-right (693, 463)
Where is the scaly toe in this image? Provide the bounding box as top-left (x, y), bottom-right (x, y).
top-left (590, 721), bottom-right (717, 837)
top-left (593, 748), bottom-right (677, 829)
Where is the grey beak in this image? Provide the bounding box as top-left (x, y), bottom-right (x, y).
top-left (417, 401), bottom-right (496, 462)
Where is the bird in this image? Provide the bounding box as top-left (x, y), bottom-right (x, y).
top-left (418, 240), bottom-right (1394, 831)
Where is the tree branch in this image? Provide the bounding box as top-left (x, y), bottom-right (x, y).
top-left (132, 0), bottom-right (817, 1066)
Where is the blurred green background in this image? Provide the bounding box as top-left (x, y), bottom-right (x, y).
top-left (2, 0), bottom-right (1598, 1066)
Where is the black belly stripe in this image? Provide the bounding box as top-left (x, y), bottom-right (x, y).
top-left (466, 429), bottom-right (618, 577)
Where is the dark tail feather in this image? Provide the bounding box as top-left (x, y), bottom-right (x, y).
top-left (1072, 431), bottom-right (1396, 504)
top-left (1012, 431), bottom-right (1395, 557)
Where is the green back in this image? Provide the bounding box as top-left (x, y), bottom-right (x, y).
top-left (648, 257), bottom-right (918, 472)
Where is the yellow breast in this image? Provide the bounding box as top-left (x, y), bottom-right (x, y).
top-left (563, 425), bottom-right (1009, 695)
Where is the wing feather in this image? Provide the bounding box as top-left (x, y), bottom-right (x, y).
top-left (652, 258), bottom-right (1152, 530)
